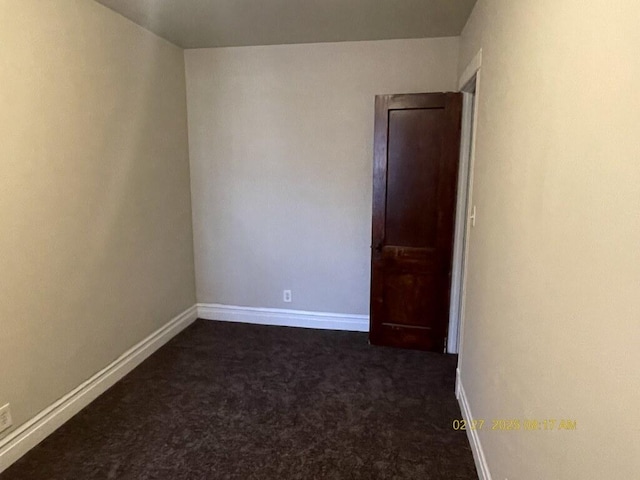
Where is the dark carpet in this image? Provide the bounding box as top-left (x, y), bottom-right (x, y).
top-left (2, 320), bottom-right (477, 479)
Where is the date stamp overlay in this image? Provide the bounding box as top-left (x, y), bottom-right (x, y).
top-left (452, 419), bottom-right (577, 431)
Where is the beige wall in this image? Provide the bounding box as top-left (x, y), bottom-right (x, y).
top-left (458, 1), bottom-right (640, 478)
top-left (0, 0), bottom-right (195, 438)
top-left (185, 38), bottom-right (459, 314)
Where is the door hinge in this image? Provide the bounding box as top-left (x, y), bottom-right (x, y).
top-left (444, 337), bottom-right (448, 353)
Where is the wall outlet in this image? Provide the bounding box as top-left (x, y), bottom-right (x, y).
top-left (0, 404), bottom-right (13, 434)
top-left (283, 290), bottom-right (292, 303)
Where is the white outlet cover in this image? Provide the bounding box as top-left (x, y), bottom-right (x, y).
top-left (0, 404), bottom-right (13, 433)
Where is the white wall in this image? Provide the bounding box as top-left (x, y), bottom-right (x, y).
top-left (0, 0), bottom-right (195, 438)
top-left (457, 1), bottom-right (640, 478)
top-left (185, 37), bottom-right (459, 315)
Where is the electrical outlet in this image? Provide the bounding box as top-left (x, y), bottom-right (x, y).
top-left (0, 404), bottom-right (13, 434)
top-left (283, 290), bottom-right (292, 303)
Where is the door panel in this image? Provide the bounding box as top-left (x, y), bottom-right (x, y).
top-left (382, 272), bottom-right (438, 327)
top-left (370, 93), bottom-right (463, 352)
top-left (386, 109), bottom-right (442, 248)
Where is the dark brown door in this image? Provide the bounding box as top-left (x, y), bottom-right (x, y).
top-left (370, 92), bottom-right (462, 352)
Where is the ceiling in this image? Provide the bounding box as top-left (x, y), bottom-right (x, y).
top-left (93, 0), bottom-right (477, 49)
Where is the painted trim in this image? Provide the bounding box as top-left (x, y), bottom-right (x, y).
top-left (0, 305), bottom-right (198, 473)
top-left (459, 49), bottom-right (483, 91)
top-left (448, 90), bottom-right (475, 354)
top-left (457, 374), bottom-right (492, 480)
top-left (457, 68), bottom-right (482, 362)
top-left (449, 51), bottom-right (483, 354)
top-left (197, 303), bottom-right (369, 332)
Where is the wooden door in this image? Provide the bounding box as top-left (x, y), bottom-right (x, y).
top-left (370, 93), bottom-right (463, 352)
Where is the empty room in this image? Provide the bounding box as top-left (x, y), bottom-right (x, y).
top-left (1, 1), bottom-right (638, 479)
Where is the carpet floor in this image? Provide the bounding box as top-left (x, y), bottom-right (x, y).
top-left (1, 320), bottom-right (477, 479)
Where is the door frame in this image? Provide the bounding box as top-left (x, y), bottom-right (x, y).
top-left (447, 49), bottom-right (482, 354)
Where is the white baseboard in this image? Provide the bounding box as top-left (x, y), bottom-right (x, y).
top-left (197, 303), bottom-right (369, 332)
top-left (0, 305), bottom-right (198, 474)
top-left (457, 372), bottom-right (492, 480)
